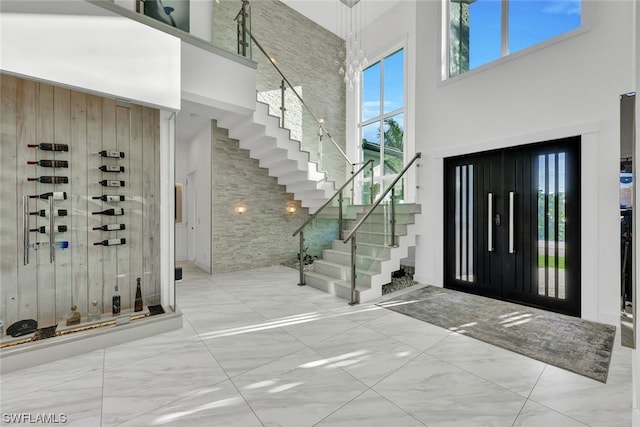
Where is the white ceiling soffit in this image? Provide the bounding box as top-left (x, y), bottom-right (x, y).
top-left (279, 0), bottom-right (402, 38)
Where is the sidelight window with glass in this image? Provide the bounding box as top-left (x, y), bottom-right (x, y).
top-left (359, 48), bottom-right (405, 204)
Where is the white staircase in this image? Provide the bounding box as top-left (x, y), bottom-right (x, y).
top-left (304, 203), bottom-right (421, 303)
top-left (217, 99), bottom-right (337, 213)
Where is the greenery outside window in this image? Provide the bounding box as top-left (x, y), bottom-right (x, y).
top-left (360, 48), bottom-right (405, 203)
top-left (448, 0), bottom-right (582, 78)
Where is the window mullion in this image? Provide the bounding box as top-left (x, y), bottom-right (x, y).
top-left (501, 0), bottom-right (509, 57)
top-left (379, 57), bottom-right (385, 174)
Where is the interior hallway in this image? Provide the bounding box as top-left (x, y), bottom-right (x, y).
top-left (0, 263), bottom-right (633, 426)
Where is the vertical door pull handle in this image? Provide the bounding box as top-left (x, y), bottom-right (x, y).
top-left (509, 191), bottom-right (516, 254)
top-left (488, 193), bottom-right (494, 252)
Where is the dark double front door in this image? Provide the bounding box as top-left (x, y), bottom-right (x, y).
top-left (444, 137), bottom-right (581, 316)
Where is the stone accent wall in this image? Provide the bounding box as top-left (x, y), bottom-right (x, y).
top-left (213, 0), bottom-right (348, 187)
top-left (211, 120), bottom-right (337, 273)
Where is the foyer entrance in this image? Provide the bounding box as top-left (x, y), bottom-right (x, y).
top-left (444, 137), bottom-right (581, 316)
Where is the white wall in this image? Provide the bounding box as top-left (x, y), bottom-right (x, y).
top-left (412, 1), bottom-right (633, 326)
top-left (175, 140), bottom-right (191, 262)
top-left (185, 122), bottom-right (213, 273)
top-left (351, 1), bottom-right (636, 326)
top-left (0, 10), bottom-right (181, 111)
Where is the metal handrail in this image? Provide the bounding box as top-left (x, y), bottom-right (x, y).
top-left (342, 152), bottom-right (421, 305)
top-left (343, 152), bottom-right (422, 243)
top-left (293, 159), bottom-right (373, 237)
top-left (292, 159), bottom-right (373, 288)
top-left (249, 34), bottom-right (352, 166)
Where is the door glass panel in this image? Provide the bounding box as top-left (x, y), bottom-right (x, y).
top-left (454, 164), bottom-right (474, 282)
top-left (558, 152), bottom-right (566, 299)
top-left (537, 152), bottom-right (567, 300)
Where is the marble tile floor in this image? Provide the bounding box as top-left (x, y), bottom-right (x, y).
top-left (0, 262), bottom-right (633, 426)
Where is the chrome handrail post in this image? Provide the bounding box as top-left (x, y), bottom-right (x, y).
top-left (235, 0), bottom-right (251, 58)
top-left (298, 230), bottom-right (305, 286)
top-left (349, 235), bottom-right (358, 305)
top-left (280, 79), bottom-right (286, 128)
top-left (370, 163), bottom-right (374, 204)
top-left (338, 190), bottom-right (344, 238)
top-left (390, 187), bottom-right (396, 247)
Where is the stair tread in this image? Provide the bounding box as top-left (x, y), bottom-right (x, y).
top-left (323, 249), bottom-right (387, 262)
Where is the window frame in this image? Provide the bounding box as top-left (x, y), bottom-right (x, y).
top-left (441, 0), bottom-right (590, 82)
top-left (358, 46), bottom-right (407, 200)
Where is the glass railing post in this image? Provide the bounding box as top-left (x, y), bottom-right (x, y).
top-left (350, 163), bottom-right (355, 203)
top-left (390, 187), bottom-right (396, 247)
top-left (349, 235), bottom-right (358, 305)
top-left (280, 79), bottom-right (286, 128)
top-left (298, 231), bottom-right (305, 286)
top-left (370, 163), bottom-right (374, 204)
top-left (235, 0), bottom-right (251, 58)
top-left (338, 190), bottom-right (344, 238)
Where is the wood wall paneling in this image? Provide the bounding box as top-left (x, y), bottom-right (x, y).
top-left (86, 94), bottom-right (106, 315)
top-left (70, 90), bottom-right (88, 317)
top-left (129, 104), bottom-right (144, 309)
top-left (0, 74), bottom-right (162, 337)
top-left (53, 86), bottom-right (72, 324)
top-left (1, 75), bottom-right (19, 331)
top-left (16, 78), bottom-right (39, 322)
top-left (116, 105), bottom-right (132, 310)
top-left (35, 83), bottom-right (56, 328)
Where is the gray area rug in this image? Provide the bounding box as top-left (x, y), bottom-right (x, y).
top-left (380, 286), bottom-right (616, 383)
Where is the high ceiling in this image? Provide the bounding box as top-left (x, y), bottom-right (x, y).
top-left (279, 0), bottom-right (401, 39)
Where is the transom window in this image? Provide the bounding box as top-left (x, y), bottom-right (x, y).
top-left (447, 0), bottom-right (582, 78)
top-left (359, 48), bottom-right (405, 203)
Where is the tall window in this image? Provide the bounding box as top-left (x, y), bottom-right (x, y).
top-left (360, 48), bottom-right (405, 203)
top-left (448, 0), bottom-right (582, 77)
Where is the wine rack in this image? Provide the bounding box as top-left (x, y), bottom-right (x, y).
top-left (1, 74), bottom-right (162, 343)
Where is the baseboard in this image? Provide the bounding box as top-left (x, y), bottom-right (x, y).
top-left (0, 312), bottom-right (182, 374)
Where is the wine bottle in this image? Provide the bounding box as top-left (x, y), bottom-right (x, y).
top-left (112, 285), bottom-right (121, 316)
top-left (134, 277), bottom-right (143, 312)
top-left (94, 238), bottom-right (126, 247)
top-left (91, 208), bottom-right (124, 216)
top-left (99, 150), bottom-right (125, 159)
top-left (28, 191), bottom-right (67, 200)
top-left (30, 225), bottom-right (68, 233)
top-left (93, 224), bottom-right (126, 231)
top-left (28, 176), bottom-right (69, 184)
top-left (88, 300), bottom-right (101, 322)
top-left (99, 165), bottom-right (125, 173)
top-left (28, 143), bottom-right (69, 152)
top-left (29, 209), bottom-right (68, 217)
top-left (92, 195), bottom-right (125, 202)
top-left (99, 180), bottom-right (125, 187)
top-left (27, 160), bottom-right (69, 168)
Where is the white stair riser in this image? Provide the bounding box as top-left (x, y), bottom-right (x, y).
top-left (312, 261), bottom-right (373, 285)
top-left (304, 274), bottom-right (356, 301)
